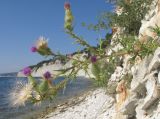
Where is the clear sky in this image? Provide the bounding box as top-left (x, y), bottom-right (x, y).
top-left (0, 0), bottom-right (113, 73)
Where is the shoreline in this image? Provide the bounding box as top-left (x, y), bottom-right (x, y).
top-left (16, 86), bottom-right (95, 119)
top-left (41, 88), bottom-right (116, 119)
top-left (37, 88), bottom-right (95, 119)
top-left (0, 76), bottom-right (95, 119)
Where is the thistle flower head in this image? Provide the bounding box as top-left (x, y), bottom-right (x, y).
top-left (9, 82), bottom-right (33, 107)
top-left (90, 56), bottom-right (97, 63)
top-left (64, 2), bottom-right (73, 31)
top-left (22, 67), bottom-right (32, 76)
top-left (43, 71), bottom-right (51, 80)
top-left (36, 36), bottom-right (48, 49)
top-left (31, 46), bottom-right (37, 52)
top-left (33, 36), bottom-right (53, 56)
top-left (64, 2), bottom-right (70, 10)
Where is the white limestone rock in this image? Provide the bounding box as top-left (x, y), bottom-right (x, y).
top-left (120, 93), bottom-right (138, 116)
top-left (122, 55), bottom-right (131, 74)
top-left (145, 102), bottom-right (160, 119)
top-left (148, 47), bottom-right (160, 73)
top-left (131, 55), bottom-right (152, 93)
top-left (142, 70), bottom-right (158, 85)
top-left (136, 101), bottom-right (147, 119)
top-left (142, 73), bottom-right (160, 110)
top-left (136, 100), bottom-right (160, 119)
top-left (110, 66), bottom-right (123, 82)
top-left (144, 0), bottom-right (158, 21)
top-left (139, 0), bottom-right (160, 40)
top-left (95, 97), bottom-right (115, 119)
top-left (44, 89), bottom-right (116, 119)
top-left (157, 71), bottom-right (160, 87)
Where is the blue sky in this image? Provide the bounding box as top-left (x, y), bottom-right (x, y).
top-left (0, 0), bottom-right (113, 73)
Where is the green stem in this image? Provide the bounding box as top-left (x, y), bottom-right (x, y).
top-left (66, 30), bottom-right (97, 53)
top-left (28, 75), bottom-right (36, 86)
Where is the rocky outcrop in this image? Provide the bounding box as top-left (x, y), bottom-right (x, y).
top-left (120, 48), bottom-right (160, 119)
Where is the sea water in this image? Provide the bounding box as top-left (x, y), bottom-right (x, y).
top-left (0, 77), bottom-right (93, 119)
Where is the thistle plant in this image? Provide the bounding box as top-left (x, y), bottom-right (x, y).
top-left (9, 82), bottom-right (33, 106)
top-left (64, 2), bottom-right (74, 31)
top-left (10, 67), bottom-right (67, 106)
top-left (21, 67), bottom-right (36, 86)
top-left (13, 1), bottom-right (160, 105)
top-left (91, 57), bottom-right (115, 87)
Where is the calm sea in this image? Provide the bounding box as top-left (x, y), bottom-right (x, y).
top-left (0, 77), bottom-right (93, 119)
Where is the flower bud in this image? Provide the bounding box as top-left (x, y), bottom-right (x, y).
top-left (90, 56), bottom-right (97, 63)
top-left (64, 2), bottom-right (73, 31)
top-left (22, 67), bottom-right (32, 76)
top-left (31, 46), bottom-right (37, 52)
top-left (43, 71), bottom-right (51, 80)
top-left (64, 2), bottom-right (70, 10)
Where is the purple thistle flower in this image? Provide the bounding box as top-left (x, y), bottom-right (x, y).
top-left (43, 71), bottom-right (51, 80)
top-left (22, 67), bottom-right (32, 76)
top-left (31, 46), bottom-right (37, 52)
top-left (64, 2), bottom-right (70, 10)
top-left (90, 56), bottom-right (97, 63)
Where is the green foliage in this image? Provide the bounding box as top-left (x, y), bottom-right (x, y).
top-left (38, 80), bottom-right (49, 94)
top-left (117, 35), bottom-right (160, 61)
top-left (149, 25), bottom-right (160, 37)
top-left (28, 75), bottom-right (36, 86)
top-left (96, 0), bottom-right (152, 35)
top-left (97, 33), bottom-right (112, 51)
top-left (91, 60), bottom-right (115, 87)
top-left (37, 47), bottom-right (53, 56)
top-left (138, 39), bottom-right (160, 58)
top-left (81, 21), bottom-right (109, 31)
